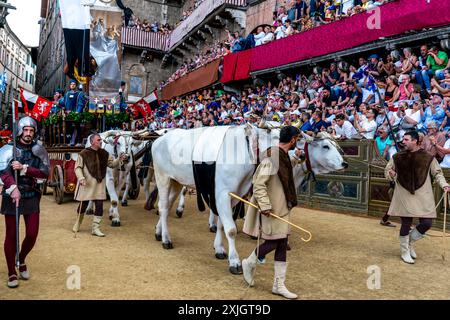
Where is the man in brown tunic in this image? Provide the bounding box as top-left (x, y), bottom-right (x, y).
top-left (385, 130), bottom-right (450, 264)
top-left (72, 133), bottom-right (125, 236)
top-left (242, 126), bottom-right (302, 299)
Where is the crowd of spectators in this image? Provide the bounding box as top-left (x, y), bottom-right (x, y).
top-left (160, 42), bottom-right (231, 88)
top-left (178, 0), bottom-right (206, 25)
top-left (125, 15), bottom-right (173, 35)
top-left (160, 0), bottom-right (393, 87)
top-left (147, 42), bottom-right (450, 166)
top-left (228, 0), bottom-right (390, 53)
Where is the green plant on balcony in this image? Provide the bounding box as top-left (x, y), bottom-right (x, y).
top-left (81, 112), bottom-right (95, 123)
top-left (65, 111), bottom-right (82, 123)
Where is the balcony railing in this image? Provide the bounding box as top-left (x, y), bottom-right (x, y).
top-left (121, 0), bottom-right (246, 52)
top-left (121, 27), bottom-right (170, 52)
top-left (168, 0), bottom-right (247, 50)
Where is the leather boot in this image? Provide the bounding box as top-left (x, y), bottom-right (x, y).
top-left (92, 216), bottom-right (105, 237)
top-left (72, 213), bottom-right (85, 233)
top-left (399, 235), bottom-right (414, 264)
top-left (272, 261), bottom-right (298, 299)
top-left (409, 228), bottom-right (425, 259)
top-left (242, 251), bottom-right (258, 286)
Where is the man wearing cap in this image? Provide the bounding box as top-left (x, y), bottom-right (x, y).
top-left (63, 80), bottom-right (80, 113)
top-left (0, 117), bottom-right (49, 288)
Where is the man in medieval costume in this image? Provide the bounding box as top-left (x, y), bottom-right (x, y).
top-left (72, 133), bottom-right (125, 236)
top-left (242, 125), bottom-right (302, 299)
top-left (0, 117), bottom-right (50, 288)
top-left (385, 130), bottom-right (450, 264)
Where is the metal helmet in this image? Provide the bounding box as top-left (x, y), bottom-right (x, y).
top-left (17, 116), bottom-right (37, 136)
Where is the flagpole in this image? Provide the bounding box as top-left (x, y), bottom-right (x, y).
top-left (10, 82), bottom-right (20, 270)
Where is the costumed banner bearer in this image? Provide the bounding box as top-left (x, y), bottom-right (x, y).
top-left (0, 117), bottom-right (49, 288)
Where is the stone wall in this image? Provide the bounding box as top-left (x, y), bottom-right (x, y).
top-left (125, 0), bottom-right (182, 27)
top-left (245, 0), bottom-right (276, 34)
top-left (121, 49), bottom-right (174, 101)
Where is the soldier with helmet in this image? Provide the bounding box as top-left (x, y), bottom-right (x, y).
top-left (0, 117), bottom-right (50, 288)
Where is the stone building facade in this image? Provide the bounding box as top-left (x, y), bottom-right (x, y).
top-left (36, 0), bottom-right (279, 101)
top-left (0, 22), bottom-right (36, 125)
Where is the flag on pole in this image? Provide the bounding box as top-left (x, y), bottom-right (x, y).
top-left (59, 0), bottom-right (91, 80)
top-left (143, 90), bottom-right (160, 110)
top-left (13, 99), bottom-right (22, 120)
top-left (130, 98), bottom-right (151, 119)
top-left (20, 88), bottom-right (53, 121)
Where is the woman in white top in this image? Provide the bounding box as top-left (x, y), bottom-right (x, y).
top-left (261, 26), bottom-right (274, 45)
top-left (402, 100), bottom-right (423, 129)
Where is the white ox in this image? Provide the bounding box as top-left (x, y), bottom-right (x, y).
top-left (151, 123), bottom-right (348, 274)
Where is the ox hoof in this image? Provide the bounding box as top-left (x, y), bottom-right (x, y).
top-left (209, 225), bottom-right (217, 233)
top-left (215, 252), bottom-right (227, 260)
top-left (175, 208), bottom-right (183, 218)
top-left (229, 266), bottom-right (243, 275)
top-left (162, 242), bottom-right (173, 249)
top-left (155, 234), bottom-right (162, 241)
top-left (144, 203), bottom-right (154, 211)
top-left (155, 210), bottom-right (159, 216)
top-left (121, 201), bottom-right (128, 207)
top-left (250, 236), bottom-right (258, 240)
top-left (109, 215), bottom-right (113, 221)
top-left (86, 209), bottom-right (94, 216)
top-left (111, 221), bottom-right (121, 227)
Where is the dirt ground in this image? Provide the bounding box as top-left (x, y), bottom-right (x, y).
top-left (0, 190), bottom-right (450, 300)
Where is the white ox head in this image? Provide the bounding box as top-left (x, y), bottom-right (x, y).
top-left (255, 121), bottom-right (347, 177)
top-left (85, 129), bottom-right (148, 164)
top-left (297, 131), bottom-right (348, 174)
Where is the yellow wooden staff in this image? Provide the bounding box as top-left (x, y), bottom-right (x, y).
top-left (229, 192), bottom-right (312, 242)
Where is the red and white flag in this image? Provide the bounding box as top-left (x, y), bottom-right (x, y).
top-left (130, 98), bottom-right (152, 118)
top-left (20, 88), bottom-right (53, 121)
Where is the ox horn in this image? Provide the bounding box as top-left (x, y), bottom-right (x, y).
top-left (134, 128), bottom-right (149, 136)
top-left (102, 130), bottom-right (119, 139)
top-left (300, 131), bottom-right (314, 143)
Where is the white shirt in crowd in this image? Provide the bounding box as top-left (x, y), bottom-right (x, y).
top-left (440, 139), bottom-right (450, 168)
top-left (334, 120), bottom-right (358, 139)
top-left (275, 26), bottom-right (285, 40)
top-left (404, 108), bottom-right (422, 124)
top-left (261, 32), bottom-right (274, 45)
top-left (254, 31), bottom-right (266, 46)
top-left (195, 103), bottom-right (205, 111)
top-left (360, 119), bottom-right (377, 139)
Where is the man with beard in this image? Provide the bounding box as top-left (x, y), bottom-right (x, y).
top-left (72, 133), bottom-right (126, 237)
top-left (0, 117), bottom-right (49, 288)
top-left (242, 126), bottom-right (302, 299)
top-left (385, 130), bottom-right (450, 264)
